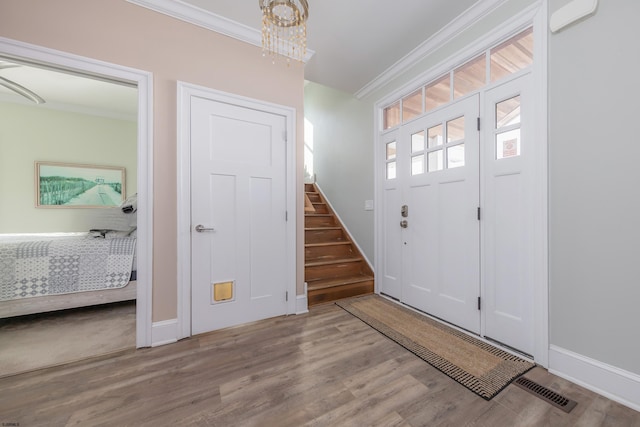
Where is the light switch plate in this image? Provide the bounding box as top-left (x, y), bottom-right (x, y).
top-left (364, 200), bottom-right (374, 211)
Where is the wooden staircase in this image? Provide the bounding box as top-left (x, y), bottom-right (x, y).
top-left (304, 183), bottom-right (374, 306)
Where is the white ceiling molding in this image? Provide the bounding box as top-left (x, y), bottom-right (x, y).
top-left (355, 0), bottom-right (512, 100)
top-left (126, 0), bottom-right (315, 63)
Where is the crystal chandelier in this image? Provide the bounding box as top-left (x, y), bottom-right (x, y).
top-left (259, 0), bottom-right (309, 63)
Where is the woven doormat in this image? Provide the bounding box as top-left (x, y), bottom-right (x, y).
top-left (336, 295), bottom-right (534, 400)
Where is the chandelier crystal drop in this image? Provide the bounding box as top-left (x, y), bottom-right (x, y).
top-left (259, 0), bottom-right (309, 63)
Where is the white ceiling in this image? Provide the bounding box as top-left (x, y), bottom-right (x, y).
top-left (182, 0), bottom-right (480, 94)
top-left (0, 1), bottom-right (486, 114)
top-left (0, 60), bottom-right (138, 120)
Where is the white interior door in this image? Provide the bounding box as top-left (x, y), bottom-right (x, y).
top-left (400, 95), bottom-right (480, 333)
top-left (482, 74), bottom-right (535, 355)
top-left (190, 96), bottom-right (289, 335)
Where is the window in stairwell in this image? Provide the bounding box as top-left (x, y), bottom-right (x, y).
top-left (304, 117), bottom-right (314, 181)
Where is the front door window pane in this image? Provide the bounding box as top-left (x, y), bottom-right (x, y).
top-left (447, 144), bottom-right (465, 168)
top-left (411, 155), bottom-right (425, 175)
top-left (496, 129), bottom-right (521, 159)
top-left (386, 141), bottom-right (397, 160)
top-left (427, 124), bottom-right (443, 148)
top-left (386, 161), bottom-right (397, 179)
top-left (428, 150), bottom-right (444, 172)
top-left (447, 117), bottom-right (465, 142)
top-left (454, 55), bottom-right (486, 99)
top-left (496, 96), bottom-right (521, 128)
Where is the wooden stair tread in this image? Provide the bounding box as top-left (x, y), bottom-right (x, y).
top-left (305, 227), bottom-right (341, 231)
top-left (307, 275), bottom-right (374, 291)
top-left (305, 213), bottom-right (332, 217)
top-left (305, 242), bottom-right (352, 248)
top-left (305, 257), bottom-right (362, 267)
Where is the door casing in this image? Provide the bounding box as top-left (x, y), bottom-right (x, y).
top-left (373, 3), bottom-right (548, 365)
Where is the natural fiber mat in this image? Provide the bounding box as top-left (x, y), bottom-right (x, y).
top-left (336, 295), bottom-right (534, 400)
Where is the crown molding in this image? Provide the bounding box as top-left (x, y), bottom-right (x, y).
top-left (355, 0), bottom-right (513, 99)
top-left (126, 0), bottom-right (315, 63)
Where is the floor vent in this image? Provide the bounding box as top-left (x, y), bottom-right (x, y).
top-left (513, 377), bottom-right (578, 413)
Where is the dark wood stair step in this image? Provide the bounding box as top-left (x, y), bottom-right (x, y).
top-left (307, 274), bottom-right (374, 291)
top-left (305, 257), bottom-right (361, 268)
top-left (305, 241), bottom-right (352, 248)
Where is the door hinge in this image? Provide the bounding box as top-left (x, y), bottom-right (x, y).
top-left (477, 207), bottom-right (481, 220)
top-left (285, 211), bottom-right (288, 221)
top-left (477, 117), bottom-right (481, 131)
top-left (478, 296), bottom-right (481, 310)
top-left (286, 291), bottom-right (289, 302)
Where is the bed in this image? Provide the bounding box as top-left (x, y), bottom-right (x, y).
top-left (0, 195), bottom-right (139, 319)
top-left (0, 232), bottom-right (137, 318)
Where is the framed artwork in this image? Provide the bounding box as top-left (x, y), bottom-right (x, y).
top-left (35, 161), bottom-right (126, 208)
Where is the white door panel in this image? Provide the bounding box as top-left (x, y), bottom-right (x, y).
top-left (191, 97), bottom-right (288, 335)
top-left (398, 95), bottom-right (480, 334)
top-left (482, 74), bottom-right (534, 355)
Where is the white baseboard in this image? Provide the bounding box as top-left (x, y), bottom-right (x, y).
top-left (151, 318), bottom-right (178, 347)
top-left (548, 345), bottom-right (640, 412)
top-left (296, 285), bottom-right (308, 314)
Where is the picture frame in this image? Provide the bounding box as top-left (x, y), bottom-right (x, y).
top-left (35, 161), bottom-right (126, 208)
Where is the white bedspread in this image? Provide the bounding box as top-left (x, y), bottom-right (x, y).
top-left (0, 233), bottom-right (136, 302)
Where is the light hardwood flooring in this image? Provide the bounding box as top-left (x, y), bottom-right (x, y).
top-left (1, 303), bottom-right (638, 426)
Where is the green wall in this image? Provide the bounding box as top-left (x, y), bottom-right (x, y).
top-left (0, 102), bottom-right (137, 233)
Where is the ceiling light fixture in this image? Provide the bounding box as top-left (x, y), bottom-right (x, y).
top-left (259, 0), bottom-right (308, 64)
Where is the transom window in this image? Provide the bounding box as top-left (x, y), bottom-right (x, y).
top-left (383, 27), bottom-right (533, 130)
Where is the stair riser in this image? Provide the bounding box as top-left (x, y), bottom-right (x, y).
top-left (305, 216), bottom-right (336, 228)
top-left (305, 245), bottom-right (355, 262)
top-left (304, 183), bottom-right (315, 192)
top-left (306, 193), bottom-right (321, 203)
top-left (312, 204), bottom-right (329, 214)
top-left (305, 261), bottom-right (365, 281)
top-left (308, 281), bottom-right (375, 306)
top-left (305, 229), bottom-right (346, 244)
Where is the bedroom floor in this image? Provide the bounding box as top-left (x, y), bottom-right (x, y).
top-left (0, 301), bottom-right (136, 378)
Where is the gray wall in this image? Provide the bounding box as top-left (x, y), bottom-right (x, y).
top-left (304, 82), bottom-right (375, 262)
top-left (548, 0), bottom-right (640, 374)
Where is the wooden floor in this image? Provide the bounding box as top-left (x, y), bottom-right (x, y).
top-left (1, 304), bottom-right (638, 426)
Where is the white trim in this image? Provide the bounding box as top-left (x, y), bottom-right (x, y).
top-left (549, 345), bottom-right (640, 412)
top-left (355, 0), bottom-right (513, 99)
top-left (177, 81), bottom-right (297, 339)
top-left (374, 2), bottom-right (541, 110)
top-left (0, 93), bottom-right (138, 122)
top-left (0, 36), bottom-right (154, 349)
top-left (296, 289), bottom-right (308, 315)
top-left (151, 319), bottom-right (178, 347)
top-left (373, 1), bottom-right (548, 365)
top-left (126, 0), bottom-right (315, 63)
top-left (314, 183), bottom-right (374, 272)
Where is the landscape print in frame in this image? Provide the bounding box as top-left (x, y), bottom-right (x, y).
top-left (35, 161), bottom-right (126, 208)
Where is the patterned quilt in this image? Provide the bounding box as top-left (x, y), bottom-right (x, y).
top-left (0, 234), bottom-right (136, 302)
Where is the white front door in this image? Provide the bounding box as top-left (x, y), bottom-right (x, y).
top-left (482, 74), bottom-right (534, 355)
top-left (401, 95), bottom-right (480, 333)
top-left (190, 96), bottom-right (289, 335)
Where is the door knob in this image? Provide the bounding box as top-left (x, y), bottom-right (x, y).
top-left (195, 224), bottom-right (215, 232)
top-left (400, 220), bottom-right (408, 228)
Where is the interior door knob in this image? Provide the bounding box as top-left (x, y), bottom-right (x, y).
top-left (400, 220), bottom-right (408, 228)
top-left (195, 224), bottom-right (215, 232)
